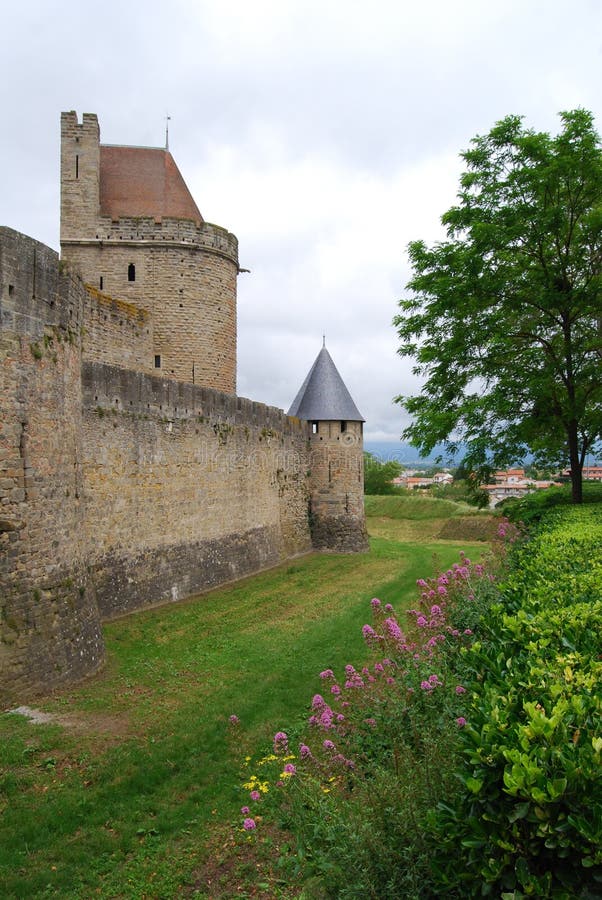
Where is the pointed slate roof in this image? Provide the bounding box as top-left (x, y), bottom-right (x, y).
top-left (288, 345), bottom-right (364, 422)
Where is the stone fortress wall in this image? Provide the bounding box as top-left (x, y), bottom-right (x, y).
top-left (0, 226), bottom-right (314, 702)
top-left (0, 111), bottom-right (367, 704)
top-left (0, 230), bottom-right (105, 700)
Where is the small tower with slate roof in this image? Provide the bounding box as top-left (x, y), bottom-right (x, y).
top-left (289, 343), bottom-right (369, 552)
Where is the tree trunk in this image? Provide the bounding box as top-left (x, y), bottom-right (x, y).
top-left (567, 420), bottom-right (583, 503)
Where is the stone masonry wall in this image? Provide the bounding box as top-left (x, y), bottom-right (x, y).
top-left (309, 420), bottom-right (369, 552)
top-left (1, 224), bottom-right (367, 701)
top-left (82, 284), bottom-right (153, 373)
top-left (81, 363), bottom-right (312, 618)
top-left (64, 231), bottom-right (237, 390)
top-left (0, 228), bottom-right (104, 704)
top-left (60, 111), bottom-right (100, 240)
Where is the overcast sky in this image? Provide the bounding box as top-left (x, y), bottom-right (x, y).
top-left (2, 0), bottom-right (601, 444)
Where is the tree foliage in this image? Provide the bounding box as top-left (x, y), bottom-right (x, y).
top-left (364, 452), bottom-right (402, 494)
top-left (394, 109), bottom-right (602, 503)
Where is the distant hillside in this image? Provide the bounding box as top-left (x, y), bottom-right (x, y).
top-left (364, 441), bottom-right (458, 468)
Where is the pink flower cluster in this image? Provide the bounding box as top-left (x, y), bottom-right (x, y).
top-left (274, 731), bottom-right (288, 753)
top-left (266, 548), bottom-right (506, 805)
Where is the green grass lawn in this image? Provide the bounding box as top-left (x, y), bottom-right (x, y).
top-left (0, 497), bottom-right (495, 898)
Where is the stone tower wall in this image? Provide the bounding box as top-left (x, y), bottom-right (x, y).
top-left (0, 228), bottom-right (104, 704)
top-left (309, 420), bottom-right (369, 552)
top-left (60, 112), bottom-right (238, 393)
top-left (60, 111), bottom-right (100, 240)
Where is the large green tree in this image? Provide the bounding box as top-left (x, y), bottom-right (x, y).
top-left (394, 110), bottom-right (602, 502)
top-left (364, 452), bottom-right (402, 494)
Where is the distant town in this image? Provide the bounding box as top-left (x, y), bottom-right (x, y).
top-left (391, 465), bottom-right (602, 508)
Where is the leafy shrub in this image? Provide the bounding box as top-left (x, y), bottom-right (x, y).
top-left (237, 534), bottom-right (511, 898)
top-left (502, 482), bottom-right (602, 527)
top-left (431, 505), bottom-right (602, 897)
top-left (364, 452), bottom-right (403, 495)
top-left (238, 507), bottom-right (601, 898)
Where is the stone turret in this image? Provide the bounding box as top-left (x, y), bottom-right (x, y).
top-left (289, 343), bottom-right (368, 552)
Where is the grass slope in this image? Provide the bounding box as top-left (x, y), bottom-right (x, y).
top-left (0, 497), bottom-right (493, 898)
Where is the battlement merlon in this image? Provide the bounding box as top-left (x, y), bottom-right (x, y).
top-left (60, 110), bottom-right (100, 135)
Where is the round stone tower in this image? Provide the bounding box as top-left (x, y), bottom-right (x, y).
top-left (288, 343), bottom-right (369, 552)
top-left (60, 111), bottom-right (239, 392)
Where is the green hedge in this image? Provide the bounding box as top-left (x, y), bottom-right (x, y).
top-left (433, 505), bottom-right (602, 898)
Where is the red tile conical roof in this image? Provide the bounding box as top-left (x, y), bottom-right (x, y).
top-left (99, 145), bottom-right (203, 223)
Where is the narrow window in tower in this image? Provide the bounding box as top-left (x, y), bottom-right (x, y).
top-left (128, 263), bottom-right (136, 282)
top-left (312, 422), bottom-right (318, 434)
top-left (75, 155), bottom-right (79, 178)
top-left (341, 421), bottom-right (347, 433)
top-left (154, 355), bottom-right (161, 368)
top-left (99, 276), bottom-right (103, 290)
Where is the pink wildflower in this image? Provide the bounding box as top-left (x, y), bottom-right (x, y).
top-left (370, 597), bottom-right (381, 609)
top-left (323, 739), bottom-right (336, 751)
top-left (456, 717), bottom-right (467, 727)
top-left (283, 763), bottom-right (296, 775)
top-left (273, 731), bottom-right (288, 752)
top-left (319, 707), bottom-right (335, 728)
top-left (331, 684), bottom-right (341, 696)
top-left (241, 806), bottom-right (250, 815)
top-left (229, 714), bottom-right (240, 725)
top-left (384, 617), bottom-right (404, 642)
top-left (455, 685), bottom-right (466, 694)
top-left (243, 818), bottom-right (256, 830)
top-left (362, 624), bottom-right (376, 640)
top-left (319, 669), bottom-right (334, 679)
top-left (299, 743), bottom-right (312, 759)
top-left (250, 790), bottom-right (261, 801)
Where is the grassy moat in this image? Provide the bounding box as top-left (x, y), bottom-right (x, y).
top-left (0, 496), bottom-right (495, 898)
